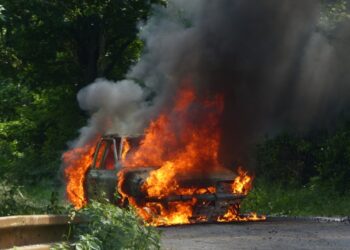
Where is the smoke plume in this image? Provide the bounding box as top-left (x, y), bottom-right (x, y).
top-left (73, 0), bottom-right (350, 167)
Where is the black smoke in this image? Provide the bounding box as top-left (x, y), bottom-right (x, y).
top-left (128, 0), bottom-right (350, 168)
top-left (76, 0), bottom-right (350, 169)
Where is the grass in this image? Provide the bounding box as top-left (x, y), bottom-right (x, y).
top-left (241, 180), bottom-right (350, 217)
top-left (0, 180), bottom-right (68, 216)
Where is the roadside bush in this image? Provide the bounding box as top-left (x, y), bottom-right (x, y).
top-left (53, 200), bottom-right (160, 250)
top-left (255, 122), bottom-right (350, 194)
top-left (314, 123), bottom-right (350, 194)
top-left (0, 181), bottom-right (65, 216)
top-left (241, 180), bottom-right (350, 216)
top-left (255, 133), bottom-right (319, 186)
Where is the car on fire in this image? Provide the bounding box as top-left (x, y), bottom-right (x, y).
top-left (84, 134), bottom-right (252, 225)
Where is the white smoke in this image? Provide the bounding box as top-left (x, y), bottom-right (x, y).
top-left (72, 78), bottom-right (152, 147)
top-left (69, 1), bottom-right (197, 148)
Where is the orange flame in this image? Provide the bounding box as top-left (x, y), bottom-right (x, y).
top-left (63, 139), bottom-right (97, 208)
top-left (232, 166), bottom-right (253, 195)
top-left (64, 85), bottom-right (264, 225)
top-left (119, 87), bottom-right (261, 225)
top-left (218, 209), bottom-right (266, 222)
top-left (121, 138), bottom-right (131, 161)
top-left (143, 161), bottom-right (178, 198)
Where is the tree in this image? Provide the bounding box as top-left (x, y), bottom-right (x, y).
top-left (320, 0), bottom-right (350, 31)
top-left (0, 0), bottom-right (166, 183)
top-left (0, 0), bottom-right (166, 88)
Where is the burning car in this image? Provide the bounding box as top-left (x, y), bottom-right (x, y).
top-left (85, 134), bottom-right (248, 225)
top-left (64, 88), bottom-right (265, 226)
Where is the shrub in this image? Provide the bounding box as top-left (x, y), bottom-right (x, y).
top-left (314, 123), bottom-right (350, 194)
top-left (53, 200), bottom-right (160, 250)
top-left (241, 180), bottom-right (350, 216)
top-left (0, 181), bottom-right (65, 216)
top-left (255, 133), bottom-right (318, 186)
top-left (255, 123), bottom-right (350, 194)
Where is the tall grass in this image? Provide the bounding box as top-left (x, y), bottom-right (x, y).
top-left (241, 180), bottom-right (350, 216)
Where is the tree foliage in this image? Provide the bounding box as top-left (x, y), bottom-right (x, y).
top-left (320, 0), bottom-right (350, 31)
top-left (0, 0), bottom-right (165, 183)
top-left (256, 123), bottom-right (350, 194)
top-left (0, 0), bottom-right (165, 86)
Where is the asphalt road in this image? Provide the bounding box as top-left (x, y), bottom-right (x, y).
top-left (160, 219), bottom-right (350, 250)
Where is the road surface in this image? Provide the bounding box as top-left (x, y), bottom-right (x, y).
top-left (161, 219), bottom-right (350, 250)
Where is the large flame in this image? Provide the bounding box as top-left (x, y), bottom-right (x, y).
top-left (121, 88), bottom-right (224, 199)
top-left (118, 87), bottom-right (263, 225)
top-left (63, 140), bottom-right (97, 208)
top-left (64, 85), bottom-right (265, 225)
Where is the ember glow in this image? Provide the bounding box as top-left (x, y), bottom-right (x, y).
top-left (64, 86), bottom-right (266, 225)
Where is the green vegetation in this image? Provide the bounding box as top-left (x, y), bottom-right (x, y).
top-left (241, 181), bottom-right (350, 216)
top-left (0, 2), bottom-right (165, 248)
top-left (320, 0), bottom-right (350, 31)
top-left (0, 184), bottom-right (161, 249)
top-left (0, 0), bottom-right (165, 184)
top-left (240, 121), bottom-right (350, 216)
top-left (0, 181), bottom-right (64, 216)
top-left (256, 122), bottom-right (350, 192)
top-left (54, 200), bottom-right (160, 250)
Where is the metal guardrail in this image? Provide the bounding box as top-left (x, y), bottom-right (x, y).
top-left (0, 215), bottom-right (82, 250)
